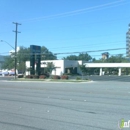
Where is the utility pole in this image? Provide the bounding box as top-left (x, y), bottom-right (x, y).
top-left (13, 22), bottom-right (21, 79)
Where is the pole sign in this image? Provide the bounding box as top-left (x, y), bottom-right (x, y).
top-left (30, 45), bottom-right (41, 75)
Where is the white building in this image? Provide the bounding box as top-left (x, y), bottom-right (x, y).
top-left (25, 60), bottom-right (130, 76)
top-left (84, 63), bottom-right (130, 76)
top-left (9, 47), bottom-right (20, 55)
top-left (25, 60), bottom-right (85, 76)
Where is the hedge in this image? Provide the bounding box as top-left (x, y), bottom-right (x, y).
top-left (39, 75), bottom-right (46, 79)
top-left (61, 75), bottom-right (68, 79)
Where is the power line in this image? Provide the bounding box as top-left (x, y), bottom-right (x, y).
top-left (48, 41), bottom-right (125, 50)
top-left (1, 47), bottom-right (125, 56)
top-left (20, 0), bottom-right (128, 23)
top-left (19, 33), bottom-right (125, 45)
top-left (53, 48), bottom-right (126, 55)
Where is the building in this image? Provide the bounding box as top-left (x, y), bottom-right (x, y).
top-left (102, 52), bottom-right (109, 59)
top-left (25, 60), bottom-right (85, 76)
top-left (126, 24), bottom-right (130, 57)
top-left (9, 47), bottom-right (20, 55)
top-left (84, 63), bottom-right (130, 76)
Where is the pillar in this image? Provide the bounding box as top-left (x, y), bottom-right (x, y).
top-left (118, 68), bottom-right (121, 76)
top-left (99, 68), bottom-right (102, 76)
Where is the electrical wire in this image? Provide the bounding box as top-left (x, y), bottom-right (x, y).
top-left (0, 47), bottom-right (126, 56)
top-left (20, 0), bottom-right (129, 23)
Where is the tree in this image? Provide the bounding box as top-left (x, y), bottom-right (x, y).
top-left (79, 65), bottom-right (87, 74)
top-left (2, 56), bottom-right (14, 70)
top-left (44, 62), bottom-right (55, 76)
top-left (63, 55), bottom-right (78, 60)
top-left (41, 46), bottom-right (57, 60)
top-left (93, 54), bottom-right (130, 75)
top-left (79, 64), bottom-right (87, 79)
top-left (16, 46), bottom-right (30, 73)
top-left (78, 53), bottom-right (92, 61)
top-left (2, 46), bottom-right (57, 73)
top-left (63, 53), bottom-right (92, 61)
top-left (17, 46), bottom-right (30, 63)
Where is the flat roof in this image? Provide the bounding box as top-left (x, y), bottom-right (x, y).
top-left (84, 63), bottom-right (130, 68)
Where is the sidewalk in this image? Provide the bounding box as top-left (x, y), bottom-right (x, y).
top-left (10, 78), bottom-right (91, 83)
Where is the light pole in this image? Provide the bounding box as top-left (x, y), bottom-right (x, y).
top-left (0, 40), bottom-right (15, 49)
top-left (0, 40), bottom-right (17, 79)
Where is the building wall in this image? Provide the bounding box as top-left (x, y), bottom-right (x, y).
top-left (25, 60), bottom-right (83, 76)
top-left (26, 60), bottom-right (83, 75)
top-left (41, 60), bottom-right (64, 75)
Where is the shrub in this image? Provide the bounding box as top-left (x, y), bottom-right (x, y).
top-left (25, 75), bottom-right (33, 79)
top-left (18, 75), bottom-right (23, 78)
top-left (63, 73), bottom-right (81, 76)
top-left (33, 75), bottom-right (39, 79)
top-left (61, 75), bottom-right (68, 79)
top-left (76, 77), bottom-right (81, 80)
top-left (39, 75), bottom-right (46, 79)
top-left (51, 75), bottom-right (60, 79)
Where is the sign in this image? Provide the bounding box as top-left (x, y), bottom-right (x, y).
top-left (30, 45), bottom-right (41, 75)
top-left (30, 45), bottom-right (41, 53)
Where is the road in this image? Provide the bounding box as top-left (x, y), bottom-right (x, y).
top-left (0, 81), bottom-right (130, 130)
top-left (0, 76), bottom-right (14, 81)
top-left (69, 75), bottom-right (130, 82)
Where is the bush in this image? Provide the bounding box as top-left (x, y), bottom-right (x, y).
top-left (51, 75), bottom-right (60, 79)
top-left (39, 75), bottom-right (46, 79)
top-left (33, 75), bottom-right (39, 79)
top-left (40, 73), bottom-right (49, 78)
top-left (76, 77), bottom-right (81, 80)
top-left (18, 75), bottom-right (23, 78)
top-left (63, 73), bottom-right (81, 76)
top-left (25, 75), bottom-right (33, 79)
top-left (61, 75), bottom-right (68, 79)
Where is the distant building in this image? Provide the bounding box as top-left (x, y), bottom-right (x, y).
top-left (126, 24), bottom-right (130, 57)
top-left (9, 47), bottom-right (20, 55)
top-left (102, 52), bottom-right (109, 59)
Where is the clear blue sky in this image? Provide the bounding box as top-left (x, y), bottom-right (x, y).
top-left (0, 0), bottom-right (130, 59)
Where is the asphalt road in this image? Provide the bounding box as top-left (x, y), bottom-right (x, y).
top-left (0, 76), bottom-right (15, 81)
top-left (69, 75), bottom-right (130, 82)
top-left (0, 81), bottom-right (130, 130)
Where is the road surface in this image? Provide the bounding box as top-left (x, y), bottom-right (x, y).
top-left (0, 81), bottom-right (130, 130)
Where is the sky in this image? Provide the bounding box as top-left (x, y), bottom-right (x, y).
top-left (0, 0), bottom-right (130, 59)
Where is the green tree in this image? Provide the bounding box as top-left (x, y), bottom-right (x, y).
top-left (63, 53), bottom-right (92, 61)
top-left (17, 46), bottom-right (30, 63)
top-left (41, 46), bottom-right (57, 60)
top-left (79, 65), bottom-right (87, 74)
top-left (44, 62), bottom-right (55, 76)
top-left (78, 53), bottom-right (92, 61)
top-left (2, 56), bottom-right (15, 69)
top-left (93, 54), bottom-right (130, 75)
top-left (2, 46), bottom-right (57, 73)
top-left (63, 55), bottom-right (78, 60)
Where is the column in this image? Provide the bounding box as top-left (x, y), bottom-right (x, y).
top-left (118, 68), bottom-right (121, 76)
top-left (99, 68), bottom-right (102, 76)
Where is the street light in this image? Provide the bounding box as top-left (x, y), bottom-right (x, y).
top-left (0, 40), bottom-right (15, 50)
top-left (0, 40), bottom-right (17, 79)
